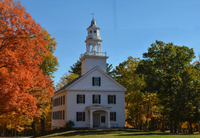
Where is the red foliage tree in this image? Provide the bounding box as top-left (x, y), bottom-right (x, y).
top-left (0, 0), bottom-right (54, 130)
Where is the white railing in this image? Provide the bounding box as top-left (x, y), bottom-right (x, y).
top-left (86, 36), bottom-right (101, 39)
top-left (80, 51), bottom-right (106, 58)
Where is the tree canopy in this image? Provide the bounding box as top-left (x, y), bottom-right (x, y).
top-left (0, 0), bottom-right (55, 131)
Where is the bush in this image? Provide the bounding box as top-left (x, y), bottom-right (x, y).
top-left (63, 120), bottom-right (75, 130)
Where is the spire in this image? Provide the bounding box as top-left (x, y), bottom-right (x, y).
top-left (89, 18), bottom-right (97, 28)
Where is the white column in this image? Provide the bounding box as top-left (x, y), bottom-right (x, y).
top-left (97, 45), bottom-right (99, 53)
top-left (86, 44), bottom-right (90, 52)
top-left (90, 110), bottom-right (93, 128)
top-left (91, 45), bottom-right (94, 52)
top-left (107, 110), bottom-right (110, 128)
top-left (98, 43), bottom-right (101, 53)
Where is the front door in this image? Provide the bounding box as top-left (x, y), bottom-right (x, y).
top-left (93, 114), bottom-right (100, 127)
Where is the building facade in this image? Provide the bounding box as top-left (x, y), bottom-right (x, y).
top-left (52, 18), bottom-right (126, 129)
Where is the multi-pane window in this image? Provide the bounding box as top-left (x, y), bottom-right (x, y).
top-left (53, 95), bottom-right (65, 107)
top-left (110, 112), bottom-right (116, 121)
top-left (93, 95), bottom-right (101, 104)
top-left (94, 30), bottom-right (96, 33)
top-left (77, 94), bottom-right (85, 104)
top-left (52, 110), bottom-right (64, 120)
top-left (108, 95), bottom-right (116, 104)
top-left (90, 30), bottom-right (92, 33)
top-left (92, 77), bottom-right (101, 86)
top-left (76, 112), bottom-right (85, 121)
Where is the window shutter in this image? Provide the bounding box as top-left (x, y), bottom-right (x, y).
top-left (99, 77), bottom-right (101, 86)
top-left (83, 112), bottom-right (85, 121)
top-left (92, 77), bottom-right (94, 86)
top-left (63, 95), bottom-right (65, 105)
top-left (61, 96), bottom-right (62, 105)
top-left (63, 110), bottom-right (65, 120)
top-left (114, 112), bottom-right (116, 121)
top-left (93, 95), bottom-right (94, 104)
top-left (77, 95), bottom-right (79, 103)
top-left (114, 95), bottom-right (116, 104)
top-left (110, 112), bottom-right (112, 120)
top-left (83, 95), bottom-right (85, 104)
top-left (99, 95), bottom-right (101, 104)
top-left (76, 112), bottom-right (79, 121)
top-left (108, 95), bottom-right (110, 104)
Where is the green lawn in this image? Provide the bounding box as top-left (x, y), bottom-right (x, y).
top-left (40, 129), bottom-right (200, 138)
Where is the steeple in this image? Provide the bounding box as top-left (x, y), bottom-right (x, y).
top-left (85, 18), bottom-right (102, 54)
top-left (80, 18), bottom-right (108, 76)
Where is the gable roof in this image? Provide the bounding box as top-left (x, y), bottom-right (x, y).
top-left (55, 66), bottom-right (127, 94)
top-left (55, 75), bottom-right (82, 93)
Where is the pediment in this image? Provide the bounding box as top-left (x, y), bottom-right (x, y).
top-left (66, 66), bottom-right (126, 92)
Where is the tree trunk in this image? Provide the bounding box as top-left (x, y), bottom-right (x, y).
top-left (199, 121), bottom-right (200, 133)
top-left (170, 120), bottom-right (173, 133)
top-left (189, 120), bottom-right (193, 134)
top-left (151, 117), bottom-right (154, 131)
top-left (174, 122), bottom-right (177, 133)
top-left (41, 117), bottom-right (46, 136)
top-left (141, 120), bottom-right (143, 130)
top-left (154, 118), bottom-right (157, 130)
top-left (31, 121), bottom-right (37, 137)
top-left (145, 119), bottom-right (148, 130)
top-left (162, 117), bottom-right (165, 132)
top-left (135, 116), bottom-right (138, 129)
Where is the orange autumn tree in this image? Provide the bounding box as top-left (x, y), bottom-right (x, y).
top-left (0, 0), bottom-right (54, 131)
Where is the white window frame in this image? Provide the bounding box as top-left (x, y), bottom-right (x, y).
top-left (94, 77), bottom-right (99, 86)
top-left (77, 94), bottom-right (84, 104)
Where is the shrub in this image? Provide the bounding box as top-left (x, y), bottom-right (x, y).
top-left (63, 120), bottom-right (75, 130)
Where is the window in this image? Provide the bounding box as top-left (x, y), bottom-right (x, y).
top-left (76, 112), bottom-right (85, 121)
top-left (108, 95), bottom-right (116, 104)
top-left (53, 111), bottom-right (63, 120)
top-left (90, 30), bottom-right (92, 33)
top-left (92, 77), bottom-right (101, 86)
top-left (110, 112), bottom-right (116, 121)
top-left (94, 30), bottom-right (96, 33)
top-left (101, 116), bottom-right (105, 123)
top-left (77, 94), bottom-right (85, 104)
top-left (93, 95), bottom-right (101, 104)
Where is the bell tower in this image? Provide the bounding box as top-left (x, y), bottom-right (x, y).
top-left (80, 18), bottom-right (108, 76)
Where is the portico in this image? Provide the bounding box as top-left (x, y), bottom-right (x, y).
top-left (86, 105), bottom-right (112, 128)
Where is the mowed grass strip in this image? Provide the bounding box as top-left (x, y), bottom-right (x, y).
top-left (40, 128), bottom-right (200, 138)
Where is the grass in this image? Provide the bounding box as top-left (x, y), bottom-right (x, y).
top-left (40, 128), bottom-right (200, 138)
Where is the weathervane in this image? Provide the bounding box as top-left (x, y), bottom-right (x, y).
top-left (91, 13), bottom-right (94, 19)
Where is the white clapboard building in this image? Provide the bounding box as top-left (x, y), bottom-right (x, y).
top-left (52, 18), bottom-right (126, 129)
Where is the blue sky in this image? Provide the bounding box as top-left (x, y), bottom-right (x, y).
top-left (19, 0), bottom-right (200, 85)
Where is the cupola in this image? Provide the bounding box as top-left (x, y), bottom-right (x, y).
top-left (80, 18), bottom-right (108, 76)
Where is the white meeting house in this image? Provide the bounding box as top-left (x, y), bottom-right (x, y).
top-left (52, 18), bottom-right (126, 129)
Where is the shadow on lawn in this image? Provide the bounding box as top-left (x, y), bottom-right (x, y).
top-left (48, 129), bottom-right (171, 137)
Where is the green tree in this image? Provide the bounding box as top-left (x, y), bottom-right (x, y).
top-left (113, 57), bottom-right (158, 129)
top-left (69, 60), bottom-right (113, 76)
top-left (137, 40), bottom-right (196, 133)
top-left (39, 29), bottom-right (59, 78)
